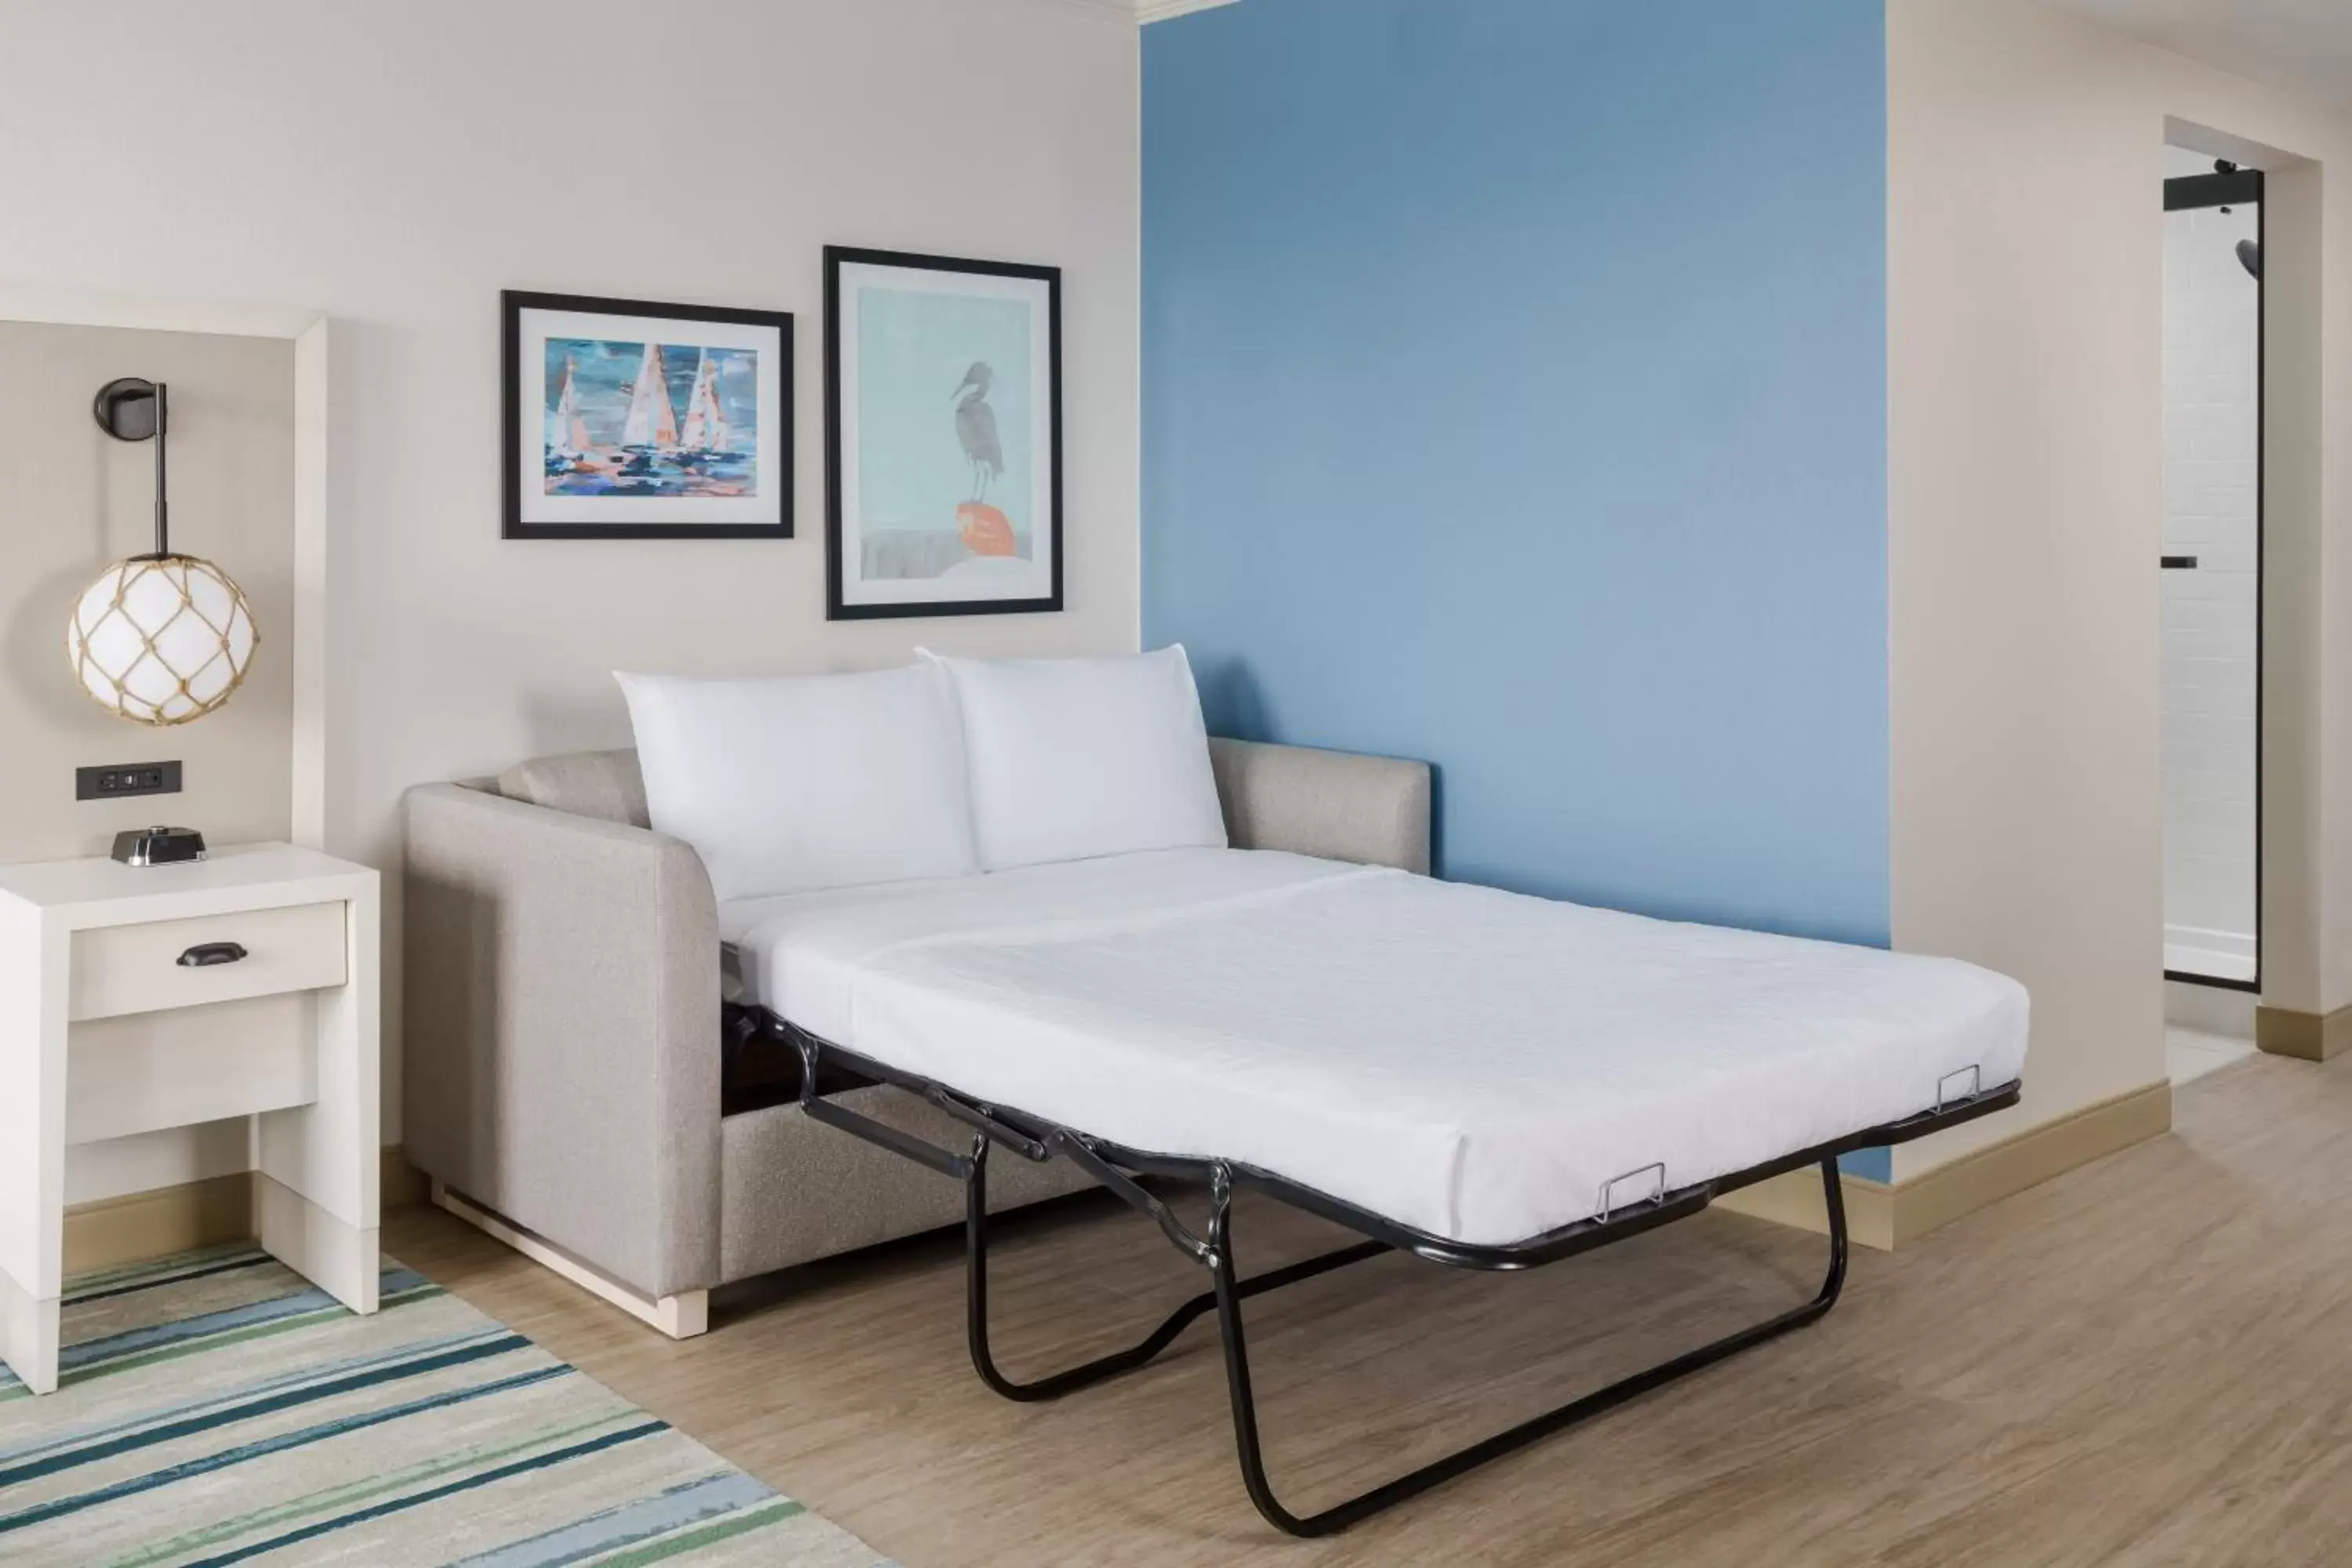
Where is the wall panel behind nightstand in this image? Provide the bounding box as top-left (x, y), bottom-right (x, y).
top-left (0, 321), bottom-right (294, 864)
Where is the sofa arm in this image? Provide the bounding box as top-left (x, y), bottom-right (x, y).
top-left (402, 782), bottom-right (720, 1298)
top-left (1208, 738), bottom-right (1432, 875)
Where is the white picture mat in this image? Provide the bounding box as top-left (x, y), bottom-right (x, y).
top-left (837, 261), bottom-right (1055, 605)
top-left (516, 305), bottom-right (786, 527)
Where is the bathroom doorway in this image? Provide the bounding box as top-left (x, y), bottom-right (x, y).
top-left (2161, 146), bottom-right (2263, 1083)
top-left (2161, 150), bottom-right (2262, 992)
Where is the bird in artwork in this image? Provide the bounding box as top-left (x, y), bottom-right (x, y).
top-left (952, 361), bottom-right (1004, 503)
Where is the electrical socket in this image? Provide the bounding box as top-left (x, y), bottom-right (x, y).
top-left (76, 760), bottom-right (182, 801)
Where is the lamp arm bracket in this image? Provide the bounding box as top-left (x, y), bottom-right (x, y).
top-left (92, 377), bottom-right (169, 557)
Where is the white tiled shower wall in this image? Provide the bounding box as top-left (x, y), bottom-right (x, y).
top-left (2161, 179), bottom-right (2259, 981)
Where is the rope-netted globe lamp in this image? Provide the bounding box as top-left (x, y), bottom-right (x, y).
top-left (67, 379), bottom-right (259, 727)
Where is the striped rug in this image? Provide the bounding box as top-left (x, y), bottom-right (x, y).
top-left (0, 1245), bottom-right (890, 1566)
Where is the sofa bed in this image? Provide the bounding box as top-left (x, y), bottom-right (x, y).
top-left (405, 645), bottom-right (2025, 1534)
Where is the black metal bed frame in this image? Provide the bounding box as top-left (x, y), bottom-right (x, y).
top-left (770, 1011), bottom-right (2020, 1537)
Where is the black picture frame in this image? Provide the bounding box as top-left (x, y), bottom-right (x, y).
top-left (824, 246), bottom-right (1064, 619)
top-left (502, 289), bottom-right (793, 540)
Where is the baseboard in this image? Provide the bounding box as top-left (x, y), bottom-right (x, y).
top-left (381, 1146), bottom-right (430, 1209)
top-left (63, 1171), bottom-right (256, 1276)
top-left (1888, 1080), bottom-right (2171, 1243)
top-left (1716, 1170), bottom-right (1897, 1250)
top-left (61, 1145), bottom-right (426, 1275)
top-left (2256, 1003), bottom-right (2352, 1062)
top-left (1715, 1080), bottom-right (2172, 1250)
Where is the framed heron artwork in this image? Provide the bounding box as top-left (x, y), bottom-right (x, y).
top-left (824, 246), bottom-right (1063, 618)
top-left (502, 289), bottom-right (793, 540)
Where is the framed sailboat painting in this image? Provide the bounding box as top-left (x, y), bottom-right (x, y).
top-left (503, 289), bottom-right (792, 539)
top-left (825, 246), bottom-right (1062, 618)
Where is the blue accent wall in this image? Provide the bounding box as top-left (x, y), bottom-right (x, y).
top-left (1143, 0), bottom-right (1891, 954)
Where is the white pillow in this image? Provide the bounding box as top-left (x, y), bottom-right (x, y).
top-left (615, 664), bottom-right (978, 900)
top-left (926, 645), bottom-right (1228, 871)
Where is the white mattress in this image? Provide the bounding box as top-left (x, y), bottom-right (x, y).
top-left (722, 849), bottom-right (2027, 1247)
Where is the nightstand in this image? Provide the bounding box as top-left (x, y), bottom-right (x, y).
top-left (0, 843), bottom-right (379, 1394)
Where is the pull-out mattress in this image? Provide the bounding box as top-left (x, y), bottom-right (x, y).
top-left (721, 849), bottom-right (2027, 1247)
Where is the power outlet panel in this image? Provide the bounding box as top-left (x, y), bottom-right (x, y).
top-left (77, 760), bottom-right (182, 801)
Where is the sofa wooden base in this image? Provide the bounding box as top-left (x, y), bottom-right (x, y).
top-left (430, 1180), bottom-right (709, 1340)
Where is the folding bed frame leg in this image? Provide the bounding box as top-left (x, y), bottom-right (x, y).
top-left (1206, 1157), bottom-right (1853, 1538)
top-left (961, 1138), bottom-right (1385, 1403)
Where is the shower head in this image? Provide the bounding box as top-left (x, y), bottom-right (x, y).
top-left (2237, 239), bottom-right (2263, 280)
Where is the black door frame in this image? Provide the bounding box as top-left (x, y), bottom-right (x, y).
top-left (2161, 167), bottom-right (2263, 994)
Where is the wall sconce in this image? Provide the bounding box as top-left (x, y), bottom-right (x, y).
top-left (67, 379), bottom-right (259, 727)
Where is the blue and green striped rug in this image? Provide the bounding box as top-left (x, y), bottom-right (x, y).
top-left (0, 1245), bottom-right (889, 1566)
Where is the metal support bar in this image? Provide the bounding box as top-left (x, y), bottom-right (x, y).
top-left (1209, 1156), bottom-right (1852, 1537)
top-left (921, 1084), bottom-right (1051, 1163)
top-left (798, 1092), bottom-right (971, 1180)
top-left (790, 1030), bottom-right (971, 1180)
top-left (1051, 1133), bottom-right (1220, 1265)
top-left (963, 1136), bottom-right (1388, 1403)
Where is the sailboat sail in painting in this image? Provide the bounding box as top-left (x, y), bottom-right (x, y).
top-left (543, 336), bottom-right (757, 498)
top-left (546, 357), bottom-right (593, 457)
top-left (621, 343), bottom-right (681, 449)
top-left (681, 349), bottom-right (731, 453)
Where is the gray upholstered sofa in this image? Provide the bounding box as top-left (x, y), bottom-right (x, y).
top-left (402, 738), bottom-right (1431, 1336)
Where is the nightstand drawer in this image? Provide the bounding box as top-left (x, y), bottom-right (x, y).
top-left (69, 902), bottom-right (348, 1022)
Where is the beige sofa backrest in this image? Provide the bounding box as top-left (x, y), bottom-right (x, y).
top-left (492, 736), bottom-right (1433, 875)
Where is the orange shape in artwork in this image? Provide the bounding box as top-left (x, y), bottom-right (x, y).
top-left (958, 502), bottom-right (1017, 557)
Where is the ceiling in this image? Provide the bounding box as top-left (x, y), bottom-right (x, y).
top-left (1133, 0), bottom-right (1240, 20)
top-left (1111, 0), bottom-right (2352, 114)
top-left (2040, 0), bottom-right (2352, 113)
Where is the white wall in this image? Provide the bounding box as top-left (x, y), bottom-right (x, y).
top-left (1889, 0), bottom-right (2352, 1178)
top-left (2160, 180), bottom-right (2260, 980)
top-left (0, 0), bottom-right (1142, 1149)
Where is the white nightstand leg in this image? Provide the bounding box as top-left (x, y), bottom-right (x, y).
top-left (0, 1271), bottom-right (60, 1396)
top-left (255, 888), bottom-right (380, 1316)
top-left (256, 1174), bottom-right (377, 1314)
top-left (0, 916), bottom-right (67, 1394)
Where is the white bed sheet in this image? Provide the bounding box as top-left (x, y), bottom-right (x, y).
top-left (723, 849), bottom-right (2027, 1247)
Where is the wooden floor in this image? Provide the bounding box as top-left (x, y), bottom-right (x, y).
top-left (387, 1051), bottom-right (2352, 1566)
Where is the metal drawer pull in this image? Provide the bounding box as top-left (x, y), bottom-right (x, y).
top-left (176, 941), bottom-right (249, 968)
